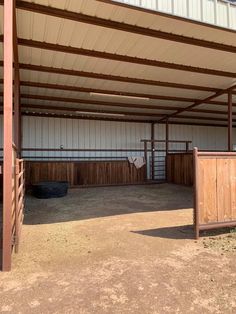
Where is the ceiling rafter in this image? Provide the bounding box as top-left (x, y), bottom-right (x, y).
top-left (18, 103), bottom-right (235, 117)
top-left (17, 92), bottom-right (236, 107)
top-left (0, 78), bottom-right (221, 94)
top-left (1, 101), bottom-right (232, 122)
top-left (0, 90), bottom-right (234, 111)
top-left (21, 112), bottom-right (231, 128)
top-left (0, 109), bottom-right (231, 127)
top-left (1, 62), bottom-right (235, 97)
top-left (0, 1), bottom-right (235, 127)
top-left (0, 0), bottom-right (235, 54)
top-left (6, 37), bottom-right (236, 78)
top-left (17, 106), bottom-right (236, 123)
top-left (16, 80), bottom-right (236, 108)
top-left (0, 63), bottom-right (228, 93)
top-left (158, 84), bottom-right (236, 122)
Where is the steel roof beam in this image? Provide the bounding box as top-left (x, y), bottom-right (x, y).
top-left (0, 1), bottom-right (235, 54)
top-left (12, 37), bottom-right (236, 78)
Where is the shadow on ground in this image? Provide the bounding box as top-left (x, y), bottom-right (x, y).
top-left (132, 224), bottom-right (195, 240)
top-left (24, 184), bottom-right (193, 226)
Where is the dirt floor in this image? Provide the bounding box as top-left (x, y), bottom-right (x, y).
top-left (0, 184), bottom-right (236, 314)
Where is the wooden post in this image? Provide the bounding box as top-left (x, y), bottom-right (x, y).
top-left (3, 0), bottom-right (14, 271)
top-left (151, 123), bottom-right (155, 180)
top-left (228, 90), bottom-right (233, 152)
top-left (165, 119), bottom-right (169, 180)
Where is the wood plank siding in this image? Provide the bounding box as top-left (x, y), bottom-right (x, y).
top-left (194, 149), bottom-right (236, 238)
top-left (198, 157), bottom-right (236, 225)
top-left (166, 153), bottom-right (193, 185)
top-left (25, 161), bottom-right (146, 187)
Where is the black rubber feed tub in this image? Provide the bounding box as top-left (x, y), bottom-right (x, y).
top-left (32, 181), bottom-right (69, 199)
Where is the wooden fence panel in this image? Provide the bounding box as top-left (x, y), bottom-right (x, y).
top-left (166, 153), bottom-right (193, 185)
top-left (198, 158), bottom-right (217, 224)
top-left (230, 159), bottom-right (236, 220)
top-left (25, 161), bottom-right (146, 187)
top-left (194, 148), bottom-right (236, 238)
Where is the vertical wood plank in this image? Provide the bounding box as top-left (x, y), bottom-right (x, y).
top-left (217, 159), bottom-right (231, 222)
top-left (199, 158), bottom-right (217, 224)
top-left (230, 159), bottom-right (236, 220)
top-left (24, 161), bottom-right (146, 187)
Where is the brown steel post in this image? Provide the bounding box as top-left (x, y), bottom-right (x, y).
top-left (144, 141), bottom-right (148, 181)
top-left (3, 0), bottom-right (14, 271)
top-left (165, 119), bottom-right (169, 180)
top-left (13, 0), bottom-right (21, 157)
top-left (228, 90), bottom-right (233, 152)
top-left (193, 147), bottom-right (199, 239)
top-left (14, 159), bottom-right (19, 253)
top-left (186, 142), bottom-right (189, 152)
top-left (151, 123), bottom-right (155, 180)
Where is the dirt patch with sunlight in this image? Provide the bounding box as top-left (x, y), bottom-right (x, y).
top-left (0, 184), bottom-right (235, 314)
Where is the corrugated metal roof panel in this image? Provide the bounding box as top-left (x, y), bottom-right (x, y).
top-left (1, 0), bottom-right (235, 124)
top-left (16, 10), bottom-right (236, 73)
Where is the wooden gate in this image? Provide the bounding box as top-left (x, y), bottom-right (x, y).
top-left (194, 148), bottom-right (236, 239)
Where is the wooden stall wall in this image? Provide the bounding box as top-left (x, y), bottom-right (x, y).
top-left (194, 149), bottom-right (236, 238)
top-left (25, 161), bottom-right (146, 187)
top-left (166, 153), bottom-right (193, 185)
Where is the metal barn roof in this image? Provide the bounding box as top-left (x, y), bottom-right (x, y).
top-left (0, 0), bottom-right (236, 126)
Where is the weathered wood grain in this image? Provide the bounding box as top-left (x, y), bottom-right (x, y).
top-left (167, 153), bottom-right (193, 185)
top-left (25, 160), bottom-right (146, 187)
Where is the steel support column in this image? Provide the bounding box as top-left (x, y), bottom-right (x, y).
top-left (151, 123), bottom-right (155, 180)
top-left (165, 119), bottom-right (169, 180)
top-left (13, 0), bottom-right (21, 156)
top-left (228, 90), bottom-right (233, 152)
top-left (2, 0), bottom-right (14, 271)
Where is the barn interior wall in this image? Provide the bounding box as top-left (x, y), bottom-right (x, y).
top-left (118, 0), bottom-right (236, 29)
top-left (21, 116), bottom-right (234, 156)
top-left (21, 116), bottom-right (150, 160)
top-left (155, 123), bottom-right (231, 151)
top-left (0, 115), bottom-right (234, 160)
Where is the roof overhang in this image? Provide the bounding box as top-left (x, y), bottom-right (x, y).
top-left (0, 0), bottom-right (236, 126)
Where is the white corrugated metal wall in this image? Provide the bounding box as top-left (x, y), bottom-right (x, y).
top-left (20, 116), bottom-right (232, 157)
top-left (154, 123), bottom-right (230, 179)
top-left (21, 116), bottom-right (150, 159)
top-left (0, 116), bottom-right (234, 179)
top-left (117, 0), bottom-right (236, 29)
top-left (20, 116), bottom-right (235, 180)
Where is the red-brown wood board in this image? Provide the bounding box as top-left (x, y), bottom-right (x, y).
top-left (194, 148), bottom-right (236, 238)
top-left (25, 160), bottom-right (146, 187)
top-left (166, 153), bottom-right (193, 186)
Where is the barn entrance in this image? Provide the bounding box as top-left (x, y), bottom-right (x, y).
top-left (1, 0), bottom-right (236, 272)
